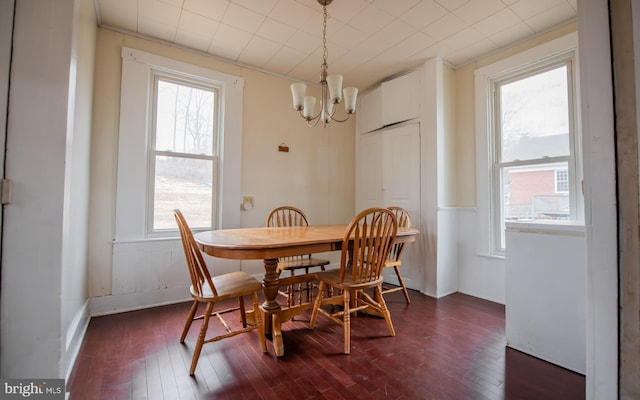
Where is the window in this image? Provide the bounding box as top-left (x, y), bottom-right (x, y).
top-left (555, 169), bottom-right (569, 193)
top-left (492, 59), bottom-right (577, 249)
top-left (475, 33), bottom-right (582, 256)
top-left (149, 76), bottom-right (219, 231)
top-left (115, 48), bottom-right (243, 241)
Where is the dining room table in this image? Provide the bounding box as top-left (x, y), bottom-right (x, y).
top-left (194, 223), bottom-right (419, 357)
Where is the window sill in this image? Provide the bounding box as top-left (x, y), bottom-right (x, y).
top-left (505, 220), bottom-right (585, 236)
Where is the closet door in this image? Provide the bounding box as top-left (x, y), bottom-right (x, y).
top-left (381, 123), bottom-right (422, 291)
top-left (355, 131), bottom-right (383, 211)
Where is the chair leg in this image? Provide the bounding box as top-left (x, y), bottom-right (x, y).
top-left (239, 296), bottom-right (247, 327)
top-left (375, 285), bottom-right (396, 337)
top-left (393, 266), bottom-right (411, 304)
top-left (252, 292), bottom-right (268, 353)
top-left (309, 281), bottom-right (325, 328)
top-left (343, 289), bottom-right (351, 354)
top-left (190, 302), bottom-right (214, 376)
top-left (180, 300), bottom-right (199, 343)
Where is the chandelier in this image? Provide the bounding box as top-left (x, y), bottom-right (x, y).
top-left (290, 0), bottom-right (358, 127)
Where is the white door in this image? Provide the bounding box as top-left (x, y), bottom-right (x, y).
top-left (356, 123), bottom-right (422, 292)
top-left (355, 130), bottom-right (383, 211)
top-left (381, 123), bottom-right (422, 291)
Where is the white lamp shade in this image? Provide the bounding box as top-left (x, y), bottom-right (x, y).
top-left (343, 87), bottom-right (358, 113)
top-left (290, 82), bottom-right (307, 110)
top-left (326, 74), bottom-right (343, 103)
top-left (303, 96), bottom-right (317, 119)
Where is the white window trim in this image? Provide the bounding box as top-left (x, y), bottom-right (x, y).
top-left (114, 47), bottom-right (243, 242)
top-left (474, 32), bottom-right (583, 257)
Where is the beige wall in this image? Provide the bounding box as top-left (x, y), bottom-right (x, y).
top-left (453, 22), bottom-right (578, 207)
top-left (88, 28), bottom-right (354, 297)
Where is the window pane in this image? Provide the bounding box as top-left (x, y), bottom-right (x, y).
top-left (153, 156), bottom-right (213, 230)
top-left (502, 162), bottom-right (570, 222)
top-left (155, 79), bottom-right (215, 155)
top-left (499, 66), bottom-right (570, 162)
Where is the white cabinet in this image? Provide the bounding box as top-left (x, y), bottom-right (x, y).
top-left (356, 85), bottom-right (382, 134)
top-left (355, 57), bottom-right (456, 298)
top-left (356, 68), bottom-right (422, 134)
top-left (381, 69), bottom-right (421, 126)
top-left (356, 123), bottom-right (422, 291)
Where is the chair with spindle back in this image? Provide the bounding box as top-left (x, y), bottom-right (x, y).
top-left (381, 206), bottom-right (413, 303)
top-left (174, 209), bottom-right (267, 376)
top-left (309, 207), bottom-right (398, 354)
top-left (266, 206), bottom-right (330, 306)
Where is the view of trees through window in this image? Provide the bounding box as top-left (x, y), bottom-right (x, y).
top-left (494, 62), bottom-right (574, 249)
top-left (151, 77), bottom-right (218, 231)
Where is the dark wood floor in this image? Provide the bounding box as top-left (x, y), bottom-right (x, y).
top-left (67, 290), bottom-right (585, 400)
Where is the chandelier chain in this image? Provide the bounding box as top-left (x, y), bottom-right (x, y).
top-left (322, 5), bottom-right (328, 68)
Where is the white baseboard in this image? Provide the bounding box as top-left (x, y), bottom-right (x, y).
top-left (63, 301), bottom-right (90, 381)
top-left (89, 286), bottom-right (191, 317)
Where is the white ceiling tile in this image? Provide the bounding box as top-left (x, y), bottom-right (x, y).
top-left (231, 0), bottom-right (278, 16)
top-left (399, 0), bottom-right (449, 29)
top-left (285, 29), bottom-right (318, 54)
top-left (222, 3), bottom-right (265, 34)
top-left (456, 37), bottom-right (499, 61)
top-left (488, 20), bottom-right (535, 47)
top-left (473, 7), bottom-right (521, 37)
top-left (184, 0), bottom-right (230, 21)
top-left (368, 20), bottom-right (417, 52)
top-left (98, 0), bottom-right (137, 30)
top-left (208, 23), bottom-right (253, 60)
top-left (509, 0), bottom-right (565, 20)
top-left (423, 13), bottom-right (466, 41)
top-left (330, 24), bottom-right (369, 51)
top-left (177, 10), bottom-right (219, 37)
top-left (139, 0), bottom-right (181, 26)
top-left (138, 18), bottom-right (178, 42)
top-left (501, 0), bottom-right (519, 5)
top-left (442, 27), bottom-right (484, 51)
top-left (454, 0), bottom-right (506, 25)
top-left (384, 31), bottom-right (437, 59)
top-left (434, 0), bottom-right (471, 12)
top-left (269, 0), bottom-right (316, 29)
top-left (263, 46), bottom-right (309, 75)
top-left (525, 2), bottom-right (576, 33)
top-left (159, 0), bottom-right (183, 7)
top-left (325, 0), bottom-right (370, 24)
top-left (237, 36), bottom-right (282, 68)
top-left (372, 0), bottom-right (421, 18)
top-left (175, 29), bottom-right (213, 51)
top-left (256, 17), bottom-right (297, 43)
top-left (348, 4), bottom-right (395, 35)
top-left (567, 0), bottom-right (577, 11)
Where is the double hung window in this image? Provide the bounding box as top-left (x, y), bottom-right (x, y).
top-left (491, 57), bottom-right (578, 250)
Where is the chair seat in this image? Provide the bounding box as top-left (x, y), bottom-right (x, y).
top-left (192, 271), bottom-right (262, 301)
top-left (315, 268), bottom-right (384, 290)
top-left (278, 257), bottom-right (330, 272)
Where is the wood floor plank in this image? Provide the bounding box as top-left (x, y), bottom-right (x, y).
top-left (67, 292), bottom-right (585, 400)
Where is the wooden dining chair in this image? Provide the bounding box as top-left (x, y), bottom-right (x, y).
top-left (266, 206), bottom-right (330, 306)
top-left (309, 207), bottom-right (398, 354)
top-left (381, 206), bottom-right (413, 303)
top-left (174, 209), bottom-right (267, 376)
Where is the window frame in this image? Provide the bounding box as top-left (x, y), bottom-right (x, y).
top-left (146, 72), bottom-right (221, 236)
top-left (114, 47), bottom-right (243, 243)
top-left (474, 32), bottom-right (583, 257)
top-left (490, 56), bottom-right (578, 251)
